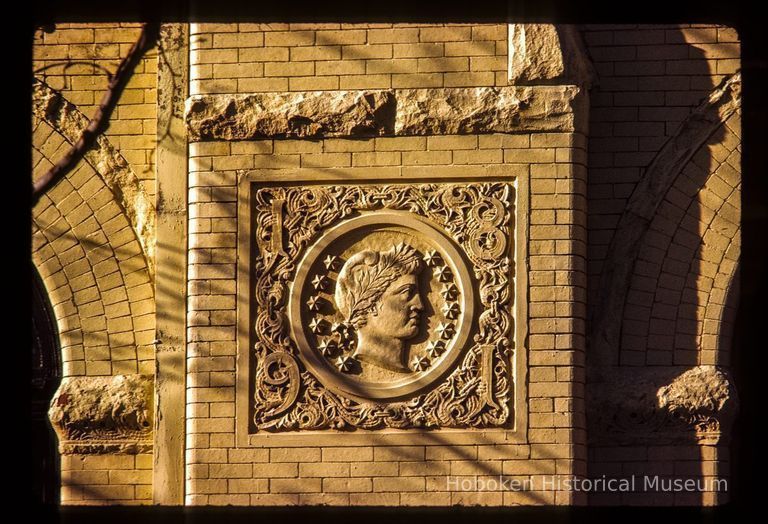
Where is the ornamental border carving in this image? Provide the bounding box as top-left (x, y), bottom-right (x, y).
top-left (236, 169), bottom-right (529, 447)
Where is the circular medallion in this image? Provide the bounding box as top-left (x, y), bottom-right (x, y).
top-left (289, 211), bottom-right (475, 402)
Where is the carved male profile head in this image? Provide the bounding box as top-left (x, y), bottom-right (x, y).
top-left (334, 243), bottom-right (424, 372)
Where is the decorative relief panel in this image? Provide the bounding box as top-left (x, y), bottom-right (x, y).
top-left (247, 182), bottom-right (515, 431)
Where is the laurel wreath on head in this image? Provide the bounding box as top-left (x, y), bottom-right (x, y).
top-left (335, 243), bottom-right (422, 329)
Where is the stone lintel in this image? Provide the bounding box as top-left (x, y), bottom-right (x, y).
top-left (185, 86), bottom-right (583, 141)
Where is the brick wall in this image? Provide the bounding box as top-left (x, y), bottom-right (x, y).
top-left (30, 21), bottom-right (741, 507)
top-left (583, 24), bottom-right (740, 505)
top-left (33, 23), bottom-right (158, 196)
top-left (60, 453), bottom-right (153, 505)
top-left (32, 22), bottom-right (158, 505)
top-left (186, 128), bottom-right (586, 505)
top-left (190, 22), bottom-right (507, 93)
top-left (584, 24), bottom-right (739, 314)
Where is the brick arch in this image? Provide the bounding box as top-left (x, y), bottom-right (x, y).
top-left (32, 117), bottom-right (155, 377)
top-left (591, 73), bottom-right (741, 366)
top-left (620, 113), bottom-right (741, 366)
top-left (32, 78), bottom-right (156, 273)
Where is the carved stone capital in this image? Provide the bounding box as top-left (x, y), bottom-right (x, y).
top-left (587, 366), bottom-right (738, 446)
top-left (48, 375), bottom-right (153, 454)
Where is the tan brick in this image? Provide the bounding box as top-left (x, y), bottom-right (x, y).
top-left (316, 29), bottom-right (367, 45)
top-left (239, 47), bottom-right (289, 63)
top-left (225, 449), bottom-right (267, 465)
top-left (374, 476), bottom-right (425, 492)
top-left (238, 77), bottom-right (290, 92)
top-left (452, 149), bottom-right (502, 164)
top-left (135, 454), bottom-right (152, 470)
top-left (81, 455), bottom-right (134, 470)
top-left (445, 40), bottom-right (497, 56)
top-left (63, 470), bottom-right (109, 485)
top-left (81, 485), bottom-right (135, 500)
top-left (212, 63), bottom-right (263, 79)
top-left (427, 135), bottom-right (478, 150)
top-left (391, 73), bottom-right (443, 88)
top-left (451, 491), bottom-right (504, 506)
top-left (350, 150), bottom-right (398, 166)
top-left (301, 153), bottom-right (351, 168)
top-left (368, 28), bottom-right (418, 44)
top-left (374, 446), bottom-right (425, 462)
top-left (342, 44), bottom-right (393, 60)
top-left (264, 62), bottom-right (314, 77)
top-left (253, 463), bottom-right (297, 477)
top-left (109, 469), bottom-right (152, 485)
top-left (189, 479), bottom-right (227, 494)
top-left (472, 25), bottom-right (507, 41)
top-left (402, 150), bottom-right (452, 165)
top-left (350, 462), bottom-right (399, 477)
top-left (400, 492), bottom-right (451, 506)
top-left (264, 31), bottom-right (315, 46)
top-left (271, 447), bottom-right (321, 462)
top-left (375, 137), bottom-right (426, 151)
top-left (316, 60), bottom-right (366, 76)
top-left (401, 461), bottom-right (450, 476)
top-left (192, 49), bottom-right (239, 65)
top-left (420, 26), bottom-right (471, 42)
top-left (366, 58), bottom-right (417, 74)
top-left (211, 32), bottom-right (264, 48)
top-left (251, 153), bottom-right (302, 170)
top-left (417, 57), bottom-right (468, 72)
top-left (250, 493), bottom-right (299, 505)
top-left (323, 446), bottom-right (373, 462)
top-left (228, 479), bottom-right (269, 493)
top-left (339, 74), bottom-right (391, 89)
top-left (350, 493), bottom-right (399, 505)
top-left (291, 45), bottom-right (342, 61)
top-left (393, 42), bottom-right (444, 58)
top-left (470, 56), bottom-right (507, 71)
top-left (270, 478), bottom-right (321, 493)
top-left (444, 71), bottom-right (496, 86)
top-left (299, 462), bottom-right (349, 477)
top-left (209, 494), bottom-right (250, 505)
top-left (323, 478), bottom-right (372, 493)
top-left (324, 139), bottom-right (374, 153)
top-left (299, 493), bottom-right (350, 505)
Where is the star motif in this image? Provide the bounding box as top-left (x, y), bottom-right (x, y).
top-left (311, 274), bottom-right (328, 290)
top-left (306, 295), bottom-right (323, 312)
top-left (335, 355), bottom-right (355, 372)
top-left (411, 355), bottom-right (431, 371)
top-left (425, 340), bottom-right (446, 358)
top-left (442, 302), bottom-right (460, 320)
top-left (433, 265), bottom-right (453, 282)
top-left (344, 338), bottom-right (357, 352)
top-left (317, 338), bottom-right (337, 357)
top-left (435, 322), bottom-right (455, 340)
top-left (422, 250), bottom-right (441, 267)
top-left (323, 255), bottom-right (339, 271)
top-left (440, 283), bottom-right (459, 301)
top-left (309, 317), bottom-right (326, 334)
top-left (331, 321), bottom-right (353, 341)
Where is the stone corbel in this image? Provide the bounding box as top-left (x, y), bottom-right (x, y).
top-left (48, 374), bottom-right (154, 454)
top-left (587, 366), bottom-right (738, 446)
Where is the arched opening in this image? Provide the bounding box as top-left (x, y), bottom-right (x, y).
top-left (31, 266), bottom-right (61, 504)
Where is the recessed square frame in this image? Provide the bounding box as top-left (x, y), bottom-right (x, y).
top-left (236, 165), bottom-right (529, 448)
